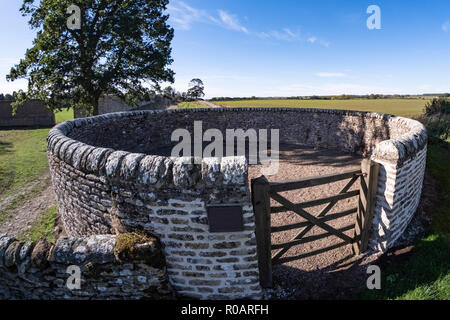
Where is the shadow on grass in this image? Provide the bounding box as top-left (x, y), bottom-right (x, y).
top-left (0, 141), bottom-right (13, 156)
top-left (0, 125), bottom-right (54, 131)
top-left (360, 235), bottom-right (450, 300)
top-left (360, 136), bottom-right (450, 300)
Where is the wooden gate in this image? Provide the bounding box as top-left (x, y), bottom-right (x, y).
top-left (251, 159), bottom-right (379, 288)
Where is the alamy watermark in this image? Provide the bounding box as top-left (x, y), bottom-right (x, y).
top-left (67, 4), bottom-right (81, 30)
top-left (171, 121), bottom-right (280, 175)
top-left (366, 265), bottom-right (381, 290)
top-left (367, 5), bottom-right (381, 30)
top-left (66, 265), bottom-right (81, 290)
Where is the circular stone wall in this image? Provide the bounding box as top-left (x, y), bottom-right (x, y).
top-left (47, 107), bottom-right (427, 297)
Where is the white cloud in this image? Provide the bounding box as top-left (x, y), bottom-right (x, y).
top-left (167, 1), bottom-right (218, 30)
top-left (316, 72), bottom-right (347, 78)
top-left (443, 21), bottom-right (450, 32)
top-left (319, 40), bottom-right (330, 47)
top-left (266, 28), bottom-right (300, 41)
top-left (167, 1), bottom-right (329, 46)
top-left (257, 30), bottom-right (329, 46)
top-left (167, 1), bottom-right (248, 34)
top-left (218, 10), bottom-right (249, 34)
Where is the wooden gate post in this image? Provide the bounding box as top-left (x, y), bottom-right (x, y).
top-left (251, 175), bottom-right (273, 288)
top-left (353, 159), bottom-right (380, 255)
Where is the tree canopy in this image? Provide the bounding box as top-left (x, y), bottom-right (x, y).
top-left (7, 0), bottom-right (174, 115)
top-left (186, 78), bottom-right (205, 101)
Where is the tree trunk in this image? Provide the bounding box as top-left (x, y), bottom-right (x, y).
top-left (91, 95), bottom-right (100, 116)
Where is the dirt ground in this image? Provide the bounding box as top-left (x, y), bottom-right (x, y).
top-left (0, 173), bottom-right (56, 238)
top-left (248, 143), bottom-right (437, 299)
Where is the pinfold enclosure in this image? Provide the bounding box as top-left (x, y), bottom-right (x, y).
top-left (0, 107), bottom-right (427, 299)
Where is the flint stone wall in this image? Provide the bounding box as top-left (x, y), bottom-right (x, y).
top-left (0, 100), bottom-right (55, 127)
top-left (47, 108), bottom-right (427, 298)
top-left (0, 234), bottom-right (171, 300)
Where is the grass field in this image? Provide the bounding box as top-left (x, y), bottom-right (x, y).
top-left (0, 128), bottom-right (50, 200)
top-left (174, 101), bottom-right (208, 109)
top-left (216, 98), bottom-right (431, 117)
top-left (54, 108), bottom-right (74, 123)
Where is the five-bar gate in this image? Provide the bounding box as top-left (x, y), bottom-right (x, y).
top-left (251, 159), bottom-right (379, 288)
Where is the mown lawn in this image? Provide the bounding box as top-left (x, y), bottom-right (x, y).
top-left (0, 108), bottom-right (73, 199)
top-left (216, 98), bottom-right (431, 117)
top-left (174, 101), bottom-right (208, 109)
top-left (54, 108), bottom-right (74, 123)
top-left (0, 128), bottom-right (50, 201)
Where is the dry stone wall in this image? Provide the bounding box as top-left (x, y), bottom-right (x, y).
top-left (0, 233), bottom-right (172, 300)
top-left (0, 100), bottom-right (55, 127)
top-left (45, 107), bottom-right (427, 299)
top-left (74, 95), bottom-right (175, 118)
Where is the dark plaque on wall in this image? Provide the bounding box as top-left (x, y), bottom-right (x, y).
top-left (206, 205), bottom-right (244, 233)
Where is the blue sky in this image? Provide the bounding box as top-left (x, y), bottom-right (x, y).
top-left (1, 0), bottom-right (450, 98)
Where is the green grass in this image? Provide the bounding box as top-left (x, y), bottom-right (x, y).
top-left (54, 108), bottom-right (74, 123)
top-left (425, 142), bottom-right (450, 242)
top-left (174, 101), bottom-right (207, 109)
top-left (361, 139), bottom-right (450, 300)
top-left (18, 204), bottom-right (57, 243)
top-left (0, 128), bottom-right (50, 201)
top-left (216, 98), bottom-right (431, 117)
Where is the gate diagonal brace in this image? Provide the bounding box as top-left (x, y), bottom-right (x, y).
top-left (271, 175), bottom-right (359, 263)
top-left (270, 192), bottom-right (354, 243)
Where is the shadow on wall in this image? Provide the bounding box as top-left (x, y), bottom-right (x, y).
top-left (272, 114), bottom-right (391, 168)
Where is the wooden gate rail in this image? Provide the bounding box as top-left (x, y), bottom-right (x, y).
top-left (270, 192), bottom-right (355, 244)
top-left (271, 224), bottom-right (356, 251)
top-left (270, 190), bottom-right (360, 213)
top-left (270, 207), bottom-right (357, 232)
top-left (269, 169), bottom-right (362, 192)
top-left (271, 172), bottom-right (361, 265)
top-left (251, 160), bottom-right (379, 288)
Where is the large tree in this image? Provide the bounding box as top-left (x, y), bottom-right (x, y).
top-left (186, 78), bottom-right (205, 101)
top-left (7, 0), bottom-right (174, 115)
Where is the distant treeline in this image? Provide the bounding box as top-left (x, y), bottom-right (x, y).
top-left (0, 93), bottom-right (16, 101)
top-left (211, 93), bottom-right (450, 101)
